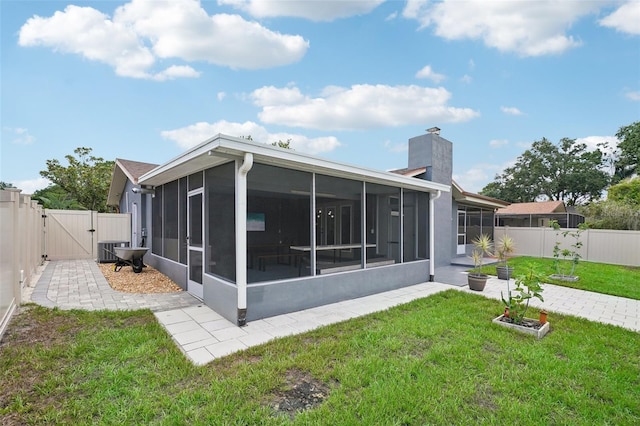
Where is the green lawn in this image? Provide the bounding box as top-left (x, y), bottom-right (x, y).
top-left (481, 257), bottom-right (640, 300)
top-left (2, 292), bottom-right (639, 424)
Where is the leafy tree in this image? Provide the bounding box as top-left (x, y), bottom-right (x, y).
top-left (612, 121), bottom-right (640, 182)
top-left (579, 200), bottom-right (640, 230)
top-left (0, 181), bottom-right (15, 189)
top-left (607, 177), bottom-right (640, 205)
top-left (480, 137), bottom-right (609, 205)
top-left (579, 177), bottom-right (640, 231)
top-left (32, 184), bottom-right (86, 210)
top-left (40, 147), bottom-right (114, 212)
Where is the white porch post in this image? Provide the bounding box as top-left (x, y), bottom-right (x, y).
top-left (429, 190), bottom-right (442, 281)
top-left (236, 153), bottom-right (253, 326)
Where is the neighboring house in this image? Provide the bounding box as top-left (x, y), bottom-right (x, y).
top-left (496, 200), bottom-right (585, 228)
top-left (107, 158), bottom-right (158, 247)
top-left (108, 134), bottom-right (450, 325)
top-left (391, 129), bottom-right (509, 258)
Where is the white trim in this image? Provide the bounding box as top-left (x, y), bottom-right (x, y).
top-left (139, 134), bottom-right (450, 194)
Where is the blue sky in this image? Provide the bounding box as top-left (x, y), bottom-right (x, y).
top-left (2, 0), bottom-right (639, 195)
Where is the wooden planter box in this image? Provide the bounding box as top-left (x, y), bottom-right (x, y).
top-left (492, 315), bottom-right (550, 339)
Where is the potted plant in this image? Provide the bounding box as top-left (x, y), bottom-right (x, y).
top-left (467, 234), bottom-right (493, 291)
top-left (496, 263), bottom-right (549, 338)
top-left (495, 234), bottom-right (516, 280)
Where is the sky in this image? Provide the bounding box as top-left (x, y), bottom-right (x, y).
top-left (2, 0), bottom-right (639, 195)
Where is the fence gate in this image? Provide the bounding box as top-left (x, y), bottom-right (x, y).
top-left (44, 210), bottom-right (96, 260)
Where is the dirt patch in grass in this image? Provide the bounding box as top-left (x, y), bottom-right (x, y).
top-left (269, 369), bottom-right (333, 419)
top-left (97, 262), bottom-right (182, 293)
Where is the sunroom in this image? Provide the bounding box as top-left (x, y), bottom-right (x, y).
top-left (138, 135), bottom-right (450, 325)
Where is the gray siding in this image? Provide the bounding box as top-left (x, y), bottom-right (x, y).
top-left (245, 260), bottom-right (429, 321)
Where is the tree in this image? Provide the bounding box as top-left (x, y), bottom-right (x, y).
top-left (40, 147), bottom-right (114, 212)
top-left (612, 121), bottom-right (640, 182)
top-left (480, 137), bottom-right (610, 205)
top-left (607, 177), bottom-right (640, 205)
top-left (578, 177), bottom-right (640, 230)
top-left (0, 181), bottom-right (15, 189)
top-left (32, 184), bottom-right (86, 210)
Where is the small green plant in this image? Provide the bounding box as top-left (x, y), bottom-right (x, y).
top-left (470, 234), bottom-right (493, 277)
top-left (495, 234), bottom-right (515, 267)
top-left (550, 220), bottom-right (588, 278)
top-left (501, 263), bottom-right (545, 324)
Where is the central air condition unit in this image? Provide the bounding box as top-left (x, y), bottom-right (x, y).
top-left (98, 241), bottom-right (130, 263)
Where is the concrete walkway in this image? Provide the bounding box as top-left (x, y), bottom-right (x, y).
top-left (25, 260), bottom-right (640, 366)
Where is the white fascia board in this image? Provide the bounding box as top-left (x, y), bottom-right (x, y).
top-left (140, 134), bottom-right (450, 194)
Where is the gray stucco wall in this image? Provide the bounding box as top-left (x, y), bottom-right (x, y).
top-left (203, 275), bottom-right (238, 323)
top-left (119, 180), bottom-right (145, 247)
top-left (146, 254), bottom-right (187, 290)
top-left (244, 260), bottom-right (429, 321)
top-left (408, 133), bottom-right (453, 267)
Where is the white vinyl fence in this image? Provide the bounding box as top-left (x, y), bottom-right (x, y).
top-left (1, 189), bottom-right (44, 338)
top-left (1, 189), bottom-right (132, 339)
top-left (494, 226), bottom-right (640, 267)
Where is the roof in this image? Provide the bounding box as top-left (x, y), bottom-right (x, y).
top-left (389, 166), bottom-right (427, 178)
top-left (107, 158), bottom-right (159, 206)
top-left (389, 168), bottom-right (509, 209)
top-left (496, 200), bottom-right (566, 215)
top-left (451, 181), bottom-right (510, 209)
top-left (138, 134), bottom-right (450, 194)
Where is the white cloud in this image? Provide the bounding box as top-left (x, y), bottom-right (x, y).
top-left (460, 74), bottom-right (472, 84)
top-left (500, 106), bottom-right (523, 116)
top-left (160, 120), bottom-right (341, 154)
top-left (404, 0), bottom-right (601, 56)
top-left (4, 127), bottom-right (36, 145)
top-left (576, 135), bottom-right (618, 155)
top-left (217, 92), bottom-right (226, 101)
top-left (599, 1), bottom-right (640, 35)
top-left (18, 0), bottom-right (309, 80)
top-left (12, 177), bottom-right (51, 194)
top-left (468, 59), bottom-right (475, 69)
top-left (386, 12), bottom-right (398, 21)
top-left (489, 139), bottom-right (509, 148)
top-left (252, 84), bottom-right (479, 131)
top-left (415, 65), bottom-right (446, 83)
top-left (219, 0), bottom-right (384, 22)
top-left (453, 163), bottom-right (501, 193)
top-left (625, 90), bottom-right (640, 101)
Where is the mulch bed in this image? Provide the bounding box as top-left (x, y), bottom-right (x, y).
top-left (97, 262), bottom-right (183, 293)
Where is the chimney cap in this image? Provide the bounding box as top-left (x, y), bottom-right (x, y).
top-left (426, 126), bottom-right (441, 135)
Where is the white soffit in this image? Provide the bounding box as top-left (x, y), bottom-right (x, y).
top-left (139, 134), bottom-right (450, 193)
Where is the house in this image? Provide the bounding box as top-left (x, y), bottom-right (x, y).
top-left (107, 158), bottom-right (158, 246)
top-left (391, 130), bottom-right (509, 259)
top-left (108, 133), bottom-right (450, 325)
top-left (496, 200), bottom-right (585, 228)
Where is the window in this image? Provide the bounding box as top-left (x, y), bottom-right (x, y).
top-left (205, 162), bottom-right (236, 282)
top-left (315, 175), bottom-right (362, 273)
top-left (366, 183), bottom-right (400, 265)
top-left (247, 164), bottom-right (312, 283)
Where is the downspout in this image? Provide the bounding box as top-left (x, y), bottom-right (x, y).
top-left (236, 153), bottom-right (253, 326)
top-left (429, 190), bottom-right (442, 282)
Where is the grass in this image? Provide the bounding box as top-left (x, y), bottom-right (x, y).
top-left (481, 256), bottom-right (640, 300)
top-left (2, 292), bottom-right (639, 424)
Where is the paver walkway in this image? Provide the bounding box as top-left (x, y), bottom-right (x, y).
top-left (460, 277), bottom-right (640, 332)
top-left (30, 260), bottom-right (201, 311)
top-left (26, 260), bottom-right (640, 366)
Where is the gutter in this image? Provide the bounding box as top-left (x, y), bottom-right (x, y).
top-left (429, 190), bottom-right (442, 282)
top-left (236, 153), bottom-right (253, 326)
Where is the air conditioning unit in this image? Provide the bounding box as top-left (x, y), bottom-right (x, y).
top-left (98, 241), bottom-right (130, 263)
